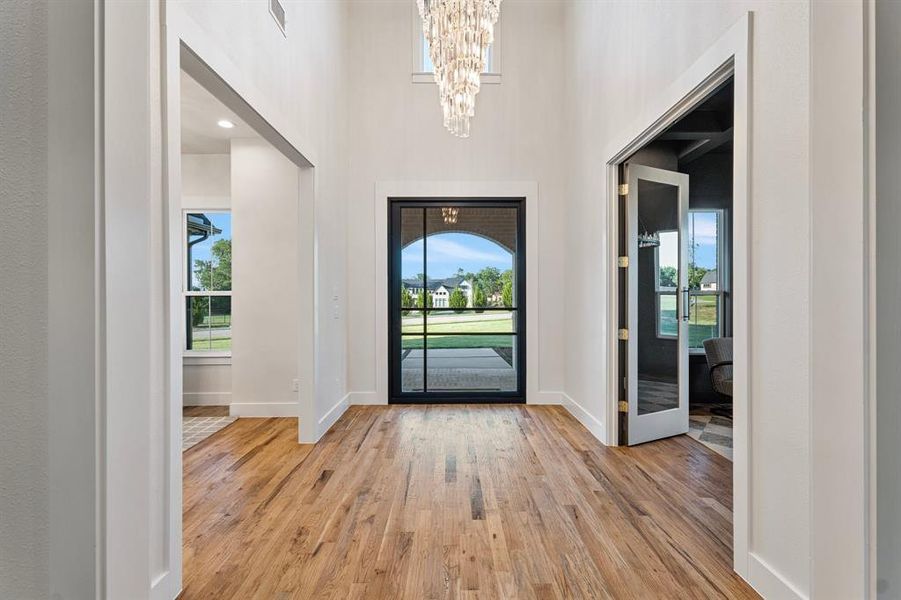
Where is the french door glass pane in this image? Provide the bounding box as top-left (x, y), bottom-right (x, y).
top-left (425, 335), bottom-right (517, 392)
top-left (424, 206), bottom-right (517, 309)
top-left (637, 178), bottom-right (679, 415)
top-left (401, 335), bottom-right (424, 392)
top-left (425, 310), bottom-right (515, 334)
top-left (401, 310), bottom-right (423, 334)
top-left (657, 293), bottom-right (678, 338)
top-left (401, 208), bottom-right (425, 310)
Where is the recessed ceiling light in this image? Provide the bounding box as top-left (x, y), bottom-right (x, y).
top-left (217, 119), bottom-right (235, 129)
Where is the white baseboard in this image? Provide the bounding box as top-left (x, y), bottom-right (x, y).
top-left (560, 392), bottom-right (608, 445)
top-left (347, 391), bottom-right (381, 405)
top-left (229, 402), bottom-right (297, 417)
top-left (183, 391), bottom-right (231, 406)
top-left (317, 393), bottom-right (350, 438)
top-left (748, 553), bottom-right (807, 600)
top-left (530, 390), bottom-right (565, 405)
top-left (346, 390), bottom-right (566, 406)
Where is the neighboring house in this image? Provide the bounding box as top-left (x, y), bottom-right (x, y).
top-left (402, 276), bottom-right (472, 307)
top-left (699, 269), bottom-right (718, 291)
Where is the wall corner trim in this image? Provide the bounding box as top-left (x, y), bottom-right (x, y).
top-left (560, 392), bottom-right (608, 445)
top-left (748, 553), bottom-right (808, 600)
top-left (316, 393), bottom-right (350, 440)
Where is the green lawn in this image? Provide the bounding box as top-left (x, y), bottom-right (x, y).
top-left (402, 312), bottom-right (513, 349)
top-left (190, 336), bottom-right (232, 351)
top-left (659, 295), bottom-right (719, 348)
top-left (191, 317), bottom-right (232, 350)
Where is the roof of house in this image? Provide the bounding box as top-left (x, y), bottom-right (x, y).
top-left (700, 270), bottom-right (718, 285)
top-left (401, 277), bottom-right (470, 291)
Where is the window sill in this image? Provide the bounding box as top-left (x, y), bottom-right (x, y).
top-left (412, 72), bottom-right (501, 85)
top-left (183, 353), bottom-right (232, 366)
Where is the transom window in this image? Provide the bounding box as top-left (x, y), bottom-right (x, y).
top-left (184, 212), bottom-right (232, 353)
top-left (412, 16), bottom-right (501, 83)
top-left (655, 209), bottom-right (727, 350)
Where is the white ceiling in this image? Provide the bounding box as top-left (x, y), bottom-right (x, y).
top-left (180, 71), bottom-right (258, 154)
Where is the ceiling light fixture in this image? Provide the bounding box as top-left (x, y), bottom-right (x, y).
top-left (417, 0), bottom-right (502, 138)
top-left (217, 119), bottom-right (235, 129)
top-left (442, 207), bottom-right (459, 224)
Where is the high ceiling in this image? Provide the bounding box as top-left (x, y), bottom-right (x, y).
top-left (180, 71), bottom-right (258, 154)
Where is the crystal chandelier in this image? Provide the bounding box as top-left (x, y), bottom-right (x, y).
top-left (442, 207), bottom-right (459, 224)
top-left (417, 0), bottom-right (502, 137)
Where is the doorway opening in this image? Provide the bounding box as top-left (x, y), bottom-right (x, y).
top-left (162, 36), bottom-right (318, 595)
top-left (618, 78), bottom-right (734, 460)
top-left (618, 80), bottom-right (735, 458)
top-left (388, 199), bottom-right (526, 403)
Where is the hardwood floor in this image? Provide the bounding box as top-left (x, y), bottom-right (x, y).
top-left (182, 405), bottom-right (758, 599)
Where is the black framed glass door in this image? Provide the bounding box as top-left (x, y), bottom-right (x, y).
top-left (388, 199), bottom-right (526, 403)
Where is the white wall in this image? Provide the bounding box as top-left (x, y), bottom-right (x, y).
top-left (182, 153), bottom-right (230, 203)
top-left (182, 153), bottom-right (232, 407)
top-left (169, 0), bottom-right (350, 428)
top-left (230, 138), bottom-right (300, 417)
top-left (1, 0), bottom-right (101, 597)
top-left (563, 2), bottom-right (870, 598)
top-left (345, 0), bottom-right (567, 402)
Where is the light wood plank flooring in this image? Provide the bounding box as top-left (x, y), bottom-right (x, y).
top-left (182, 405), bottom-right (758, 599)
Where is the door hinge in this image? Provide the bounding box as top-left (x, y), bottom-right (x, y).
top-left (618, 400), bottom-right (629, 412)
top-left (617, 256), bottom-right (629, 268)
top-left (617, 328), bottom-right (629, 341)
top-left (618, 183), bottom-right (629, 196)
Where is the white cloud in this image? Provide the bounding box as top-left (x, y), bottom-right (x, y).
top-left (424, 235), bottom-right (510, 264)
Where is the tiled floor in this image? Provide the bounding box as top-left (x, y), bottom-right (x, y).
top-left (183, 416), bottom-right (237, 451)
top-left (688, 405), bottom-right (733, 460)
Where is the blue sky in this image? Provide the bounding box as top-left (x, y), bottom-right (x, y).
top-left (189, 213), bottom-right (231, 287)
top-left (402, 232), bottom-right (512, 280)
top-left (658, 212), bottom-right (718, 271)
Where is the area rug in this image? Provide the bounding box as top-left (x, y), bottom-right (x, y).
top-left (183, 416), bottom-right (237, 451)
top-left (688, 407), bottom-right (733, 460)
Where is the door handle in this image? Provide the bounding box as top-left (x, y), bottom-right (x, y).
top-left (682, 287), bottom-right (690, 321)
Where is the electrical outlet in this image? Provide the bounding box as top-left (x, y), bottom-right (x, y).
top-left (292, 378), bottom-right (299, 392)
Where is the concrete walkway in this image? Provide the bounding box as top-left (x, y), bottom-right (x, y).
top-left (401, 348), bottom-right (516, 391)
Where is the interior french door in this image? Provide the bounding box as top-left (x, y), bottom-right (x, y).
top-left (388, 199), bottom-right (526, 403)
top-left (625, 165), bottom-right (690, 445)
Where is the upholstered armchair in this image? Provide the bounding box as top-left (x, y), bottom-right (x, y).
top-left (702, 337), bottom-right (733, 398)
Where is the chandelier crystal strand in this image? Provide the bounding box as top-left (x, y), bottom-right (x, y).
top-left (417, 0), bottom-right (502, 137)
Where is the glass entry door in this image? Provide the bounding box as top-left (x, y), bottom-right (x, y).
top-left (389, 199), bottom-right (525, 403)
top-left (625, 165), bottom-right (690, 445)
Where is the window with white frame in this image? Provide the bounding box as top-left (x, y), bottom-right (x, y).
top-left (655, 209), bottom-right (727, 350)
top-left (185, 212), bottom-right (232, 353)
top-left (412, 13), bottom-right (501, 83)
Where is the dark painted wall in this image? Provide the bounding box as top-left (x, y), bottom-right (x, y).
top-left (683, 150), bottom-right (733, 403)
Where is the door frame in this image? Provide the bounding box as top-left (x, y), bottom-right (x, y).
top-left (387, 198), bottom-right (526, 404)
top-left (160, 8), bottom-right (320, 597)
top-left (373, 181), bottom-right (540, 405)
top-left (604, 14), bottom-right (751, 579)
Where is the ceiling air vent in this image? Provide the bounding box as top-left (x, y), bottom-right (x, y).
top-left (269, 0), bottom-right (286, 36)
